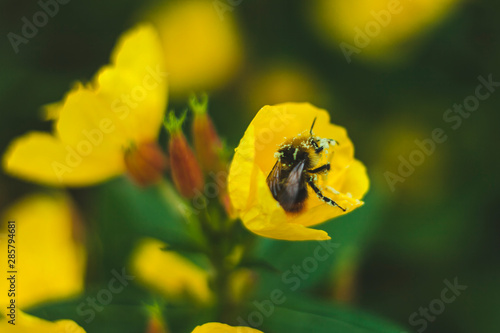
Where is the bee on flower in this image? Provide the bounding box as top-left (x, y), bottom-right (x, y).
top-left (228, 103), bottom-right (369, 241)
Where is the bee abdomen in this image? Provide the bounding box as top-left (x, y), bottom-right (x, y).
top-left (277, 185), bottom-right (308, 214)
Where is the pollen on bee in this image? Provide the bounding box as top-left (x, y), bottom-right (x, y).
top-left (325, 186), bottom-right (340, 195)
top-left (319, 138), bottom-right (333, 150)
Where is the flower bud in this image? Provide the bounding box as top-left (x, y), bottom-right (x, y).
top-left (190, 93), bottom-right (226, 173)
top-left (190, 94), bottom-right (234, 216)
top-left (146, 314), bottom-right (168, 333)
top-left (124, 141), bottom-right (168, 187)
top-left (165, 111), bottom-right (204, 199)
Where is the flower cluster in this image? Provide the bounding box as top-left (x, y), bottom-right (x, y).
top-left (1, 18), bottom-right (369, 333)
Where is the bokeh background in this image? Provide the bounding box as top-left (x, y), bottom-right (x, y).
top-left (0, 0), bottom-right (499, 332)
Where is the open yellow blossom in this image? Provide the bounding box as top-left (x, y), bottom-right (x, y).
top-left (0, 194), bottom-right (85, 309)
top-left (191, 322), bottom-right (262, 333)
top-left (0, 310), bottom-right (85, 333)
top-left (3, 24), bottom-right (168, 187)
top-left (150, 0), bottom-right (242, 95)
top-left (228, 103), bottom-right (369, 241)
top-left (130, 238), bottom-right (211, 303)
top-left (313, 0), bottom-right (460, 61)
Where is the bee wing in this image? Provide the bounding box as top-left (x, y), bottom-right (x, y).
top-left (266, 160), bottom-right (283, 198)
top-left (281, 160), bottom-right (306, 202)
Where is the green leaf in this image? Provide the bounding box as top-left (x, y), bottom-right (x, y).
top-left (93, 177), bottom-right (200, 251)
top-left (28, 287), bottom-right (149, 333)
top-left (242, 293), bottom-right (405, 333)
top-left (251, 190), bottom-right (385, 291)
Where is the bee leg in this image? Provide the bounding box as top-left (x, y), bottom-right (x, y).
top-left (307, 180), bottom-right (346, 211)
top-left (307, 163), bottom-right (330, 174)
top-left (310, 138), bottom-right (323, 154)
top-left (327, 139), bottom-right (339, 146)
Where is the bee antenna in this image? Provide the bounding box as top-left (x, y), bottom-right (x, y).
top-left (310, 117), bottom-right (317, 135)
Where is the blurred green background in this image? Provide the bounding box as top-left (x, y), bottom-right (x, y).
top-left (1, 0), bottom-right (499, 332)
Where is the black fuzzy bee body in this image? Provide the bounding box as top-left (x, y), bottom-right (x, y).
top-left (267, 138), bottom-right (315, 213)
top-left (266, 119), bottom-right (346, 214)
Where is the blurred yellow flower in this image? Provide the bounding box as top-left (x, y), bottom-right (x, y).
top-left (244, 62), bottom-right (329, 114)
top-left (130, 238), bottom-right (211, 303)
top-left (191, 322), bottom-right (262, 333)
top-left (0, 194), bottom-right (85, 309)
top-left (228, 103), bottom-right (369, 241)
top-left (373, 117), bottom-right (446, 198)
top-left (313, 0), bottom-right (460, 61)
top-left (150, 0), bottom-right (242, 95)
top-left (0, 310), bottom-right (85, 333)
top-left (228, 268), bottom-right (256, 303)
top-left (3, 24), bottom-right (168, 187)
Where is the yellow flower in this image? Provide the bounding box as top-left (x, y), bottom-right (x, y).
top-left (130, 238), bottom-right (211, 303)
top-left (150, 0), bottom-right (242, 95)
top-left (191, 322), bottom-right (262, 333)
top-left (0, 310), bottom-right (85, 333)
top-left (228, 103), bottom-right (369, 241)
top-left (3, 24), bottom-right (168, 187)
top-left (0, 194), bottom-right (85, 309)
top-left (244, 62), bottom-right (329, 114)
top-left (313, 0), bottom-right (460, 61)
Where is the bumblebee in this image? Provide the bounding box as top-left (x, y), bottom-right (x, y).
top-left (266, 118), bottom-right (346, 214)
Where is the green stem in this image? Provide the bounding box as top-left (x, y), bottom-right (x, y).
top-left (198, 204), bottom-right (238, 323)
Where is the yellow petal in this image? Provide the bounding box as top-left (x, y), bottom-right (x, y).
top-left (56, 81), bottom-right (132, 148)
top-left (0, 194), bottom-right (85, 309)
top-left (191, 322), bottom-right (263, 333)
top-left (0, 310), bottom-right (85, 333)
top-left (2, 132), bottom-right (124, 187)
top-left (130, 238), bottom-right (211, 303)
top-left (53, 26), bottom-right (165, 156)
top-left (337, 159), bottom-right (370, 199)
top-left (42, 100), bottom-right (63, 121)
top-left (94, 24), bottom-right (168, 143)
top-left (3, 24), bottom-right (168, 188)
top-left (228, 103), bottom-right (369, 241)
top-left (240, 167), bottom-right (331, 240)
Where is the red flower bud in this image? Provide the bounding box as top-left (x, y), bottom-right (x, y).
top-left (165, 111), bottom-right (204, 199)
top-left (146, 314), bottom-right (168, 333)
top-left (124, 141), bottom-right (168, 187)
top-left (190, 93), bottom-right (226, 174)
